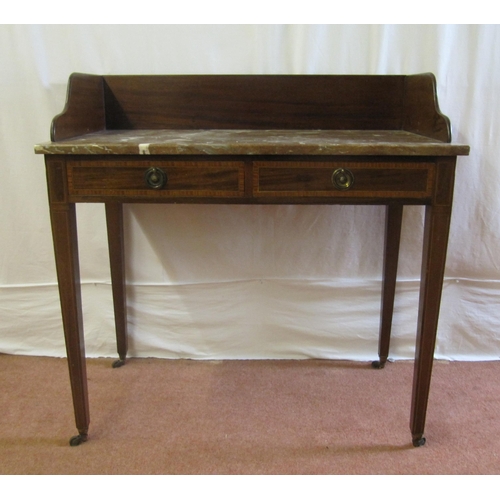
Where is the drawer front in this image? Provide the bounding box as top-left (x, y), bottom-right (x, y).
top-left (67, 160), bottom-right (245, 198)
top-left (254, 161), bottom-right (434, 199)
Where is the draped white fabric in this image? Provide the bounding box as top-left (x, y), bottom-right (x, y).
top-left (1, 24), bottom-right (499, 361)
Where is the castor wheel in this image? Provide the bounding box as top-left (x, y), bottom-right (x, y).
top-left (112, 359), bottom-right (125, 368)
top-left (371, 360), bottom-right (386, 369)
top-left (412, 436), bottom-right (426, 447)
top-left (69, 433), bottom-right (88, 447)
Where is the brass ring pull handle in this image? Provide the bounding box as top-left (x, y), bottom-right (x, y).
top-left (331, 168), bottom-right (354, 190)
top-left (144, 167), bottom-right (167, 189)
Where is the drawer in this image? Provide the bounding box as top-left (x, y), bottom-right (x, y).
top-left (254, 160), bottom-right (435, 199)
top-left (67, 160), bottom-right (245, 198)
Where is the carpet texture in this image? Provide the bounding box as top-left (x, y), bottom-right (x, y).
top-left (1, 354), bottom-right (499, 474)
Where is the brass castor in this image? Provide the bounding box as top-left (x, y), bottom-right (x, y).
top-left (112, 359), bottom-right (125, 368)
top-left (69, 433), bottom-right (88, 446)
top-left (412, 436), bottom-right (426, 447)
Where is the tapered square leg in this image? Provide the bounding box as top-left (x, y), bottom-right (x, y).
top-left (49, 202), bottom-right (89, 444)
top-left (105, 203), bottom-right (128, 367)
top-left (410, 159), bottom-right (456, 446)
top-left (373, 203), bottom-right (403, 369)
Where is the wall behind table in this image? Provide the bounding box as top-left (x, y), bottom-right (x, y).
top-left (1, 24), bottom-right (499, 361)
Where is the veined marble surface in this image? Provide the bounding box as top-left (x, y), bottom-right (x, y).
top-left (34, 129), bottom-right (470, 156)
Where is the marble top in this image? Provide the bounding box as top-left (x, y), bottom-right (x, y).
top-left (35, 129), bottom-right (470, 156)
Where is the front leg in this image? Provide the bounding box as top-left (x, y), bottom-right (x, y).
top-left (49, 202), bottom-right (90, 445)
top-left (410, 159), bottom-right (456, 446)
top-left (410, 204), bottom-right (452, 446)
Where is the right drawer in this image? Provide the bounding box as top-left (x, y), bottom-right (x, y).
top-left (254, 160), bottom-right (435, 199)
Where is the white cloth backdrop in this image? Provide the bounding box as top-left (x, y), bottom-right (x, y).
top-left (1, 24), bottom-right (500, 361)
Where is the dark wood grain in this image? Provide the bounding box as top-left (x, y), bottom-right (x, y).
top-left (377, 204), bottom-right (404, 368)
top-left (51, 73), bottom-right (105, 141)
top-left (39, 74), bottom-right (469, 448)
top-left (48, 74), bottom-right (457, 144)
top-left (105, 203), bottom-right (128, 366)
top-left (255, 160), bottom-right (433, 198)
top-left (46, 158), bottom-right (89, 443)
top-left (411, 157), bottom-right (456, 445)
top-left (67, 160), bottom-right (245, 198)
top-left (103, 75), bottom-right (406, 131)
top-left (403, 73), bottom-right (451, 142)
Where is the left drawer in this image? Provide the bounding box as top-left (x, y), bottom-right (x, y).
top-left (67, 160), bottom-right (245, 198)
